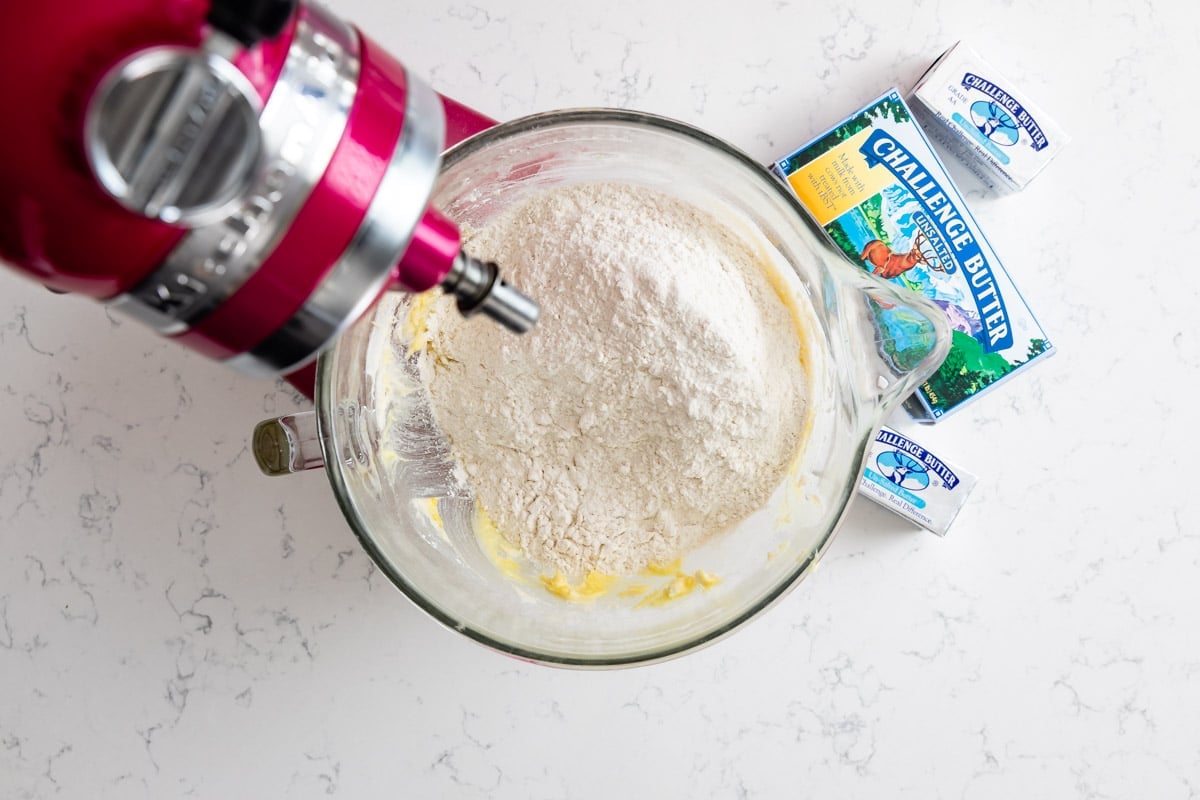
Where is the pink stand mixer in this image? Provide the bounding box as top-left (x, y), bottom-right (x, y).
top-left (1, 0), bottom-right (958, 665)
top-left (0, 0), bottom-right (539, 397)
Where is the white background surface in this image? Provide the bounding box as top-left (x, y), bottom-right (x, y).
top-left (2, 1), bottom-right (1197, 797)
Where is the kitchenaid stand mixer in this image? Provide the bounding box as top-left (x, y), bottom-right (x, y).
top-left (0, 0), bottom-right (957, 665)
top-left (0, 0), bottom-right (538, 395)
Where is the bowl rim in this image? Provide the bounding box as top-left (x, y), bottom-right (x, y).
top-left (315, 108), bottom-right (862, 668)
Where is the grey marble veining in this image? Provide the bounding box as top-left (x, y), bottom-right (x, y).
top-left (4, 0), bottom-right (1200, 797)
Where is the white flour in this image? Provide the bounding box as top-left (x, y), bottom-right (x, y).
top-left (419, 182), bottom-right (808, 575)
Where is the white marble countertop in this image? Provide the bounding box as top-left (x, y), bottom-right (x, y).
top-left (3, 0), bottom-right (1196, 797)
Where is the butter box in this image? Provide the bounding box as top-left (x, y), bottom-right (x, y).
top-left (911, 42), bottom-right (1069, 192)
top-left (857, 425), bottom-right (977, 536)
top-left (772, 89), bottom-right (1054, 421)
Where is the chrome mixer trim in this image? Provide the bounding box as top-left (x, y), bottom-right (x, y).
top-left (107, 1), bottom-right (360, 336)
top-left (84, 46), bottom-right (264, 227)
top-left (227, 69), bottom-right (446, 377)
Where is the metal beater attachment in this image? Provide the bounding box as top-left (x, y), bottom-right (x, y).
top-left (440, 252), bottom-right (540, 333)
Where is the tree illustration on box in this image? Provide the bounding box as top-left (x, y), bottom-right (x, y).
top-left (826, 221), bottom-right (860, 264)
top-left (786, 96), bottom-right (912, 167)
top-left (858, 195), bottom-right (891, 248)
top-left (922, 330), bottom-right (1016, 413)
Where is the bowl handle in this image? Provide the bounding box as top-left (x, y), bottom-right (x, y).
top-left (252, 411), bottom-right (325, 476)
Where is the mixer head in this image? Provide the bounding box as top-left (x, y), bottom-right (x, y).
top-left (0, 0), bottom-right (536, 384)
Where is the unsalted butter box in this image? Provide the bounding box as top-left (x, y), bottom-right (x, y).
top-left (772, 89), bottom-right (1054, 421)
top-left (910, 42), bottom-right (1069, 191)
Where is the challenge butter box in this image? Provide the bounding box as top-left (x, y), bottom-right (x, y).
top-left (910, 42), bottom-right (1070, 191)
top-left (858, 425), bottom-right (977, 536)
top-left (772, 90), bottom-right (1053, 421)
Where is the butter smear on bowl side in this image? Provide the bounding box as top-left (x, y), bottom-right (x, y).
top-left (772, 89), bottom-right (1054, 421)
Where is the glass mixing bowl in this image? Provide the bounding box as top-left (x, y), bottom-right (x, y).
top-left (253, 109), bottom-right (950, 667)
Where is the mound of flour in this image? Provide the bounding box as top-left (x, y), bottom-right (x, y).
top-left (419, 182), bottom-right (808, 575)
